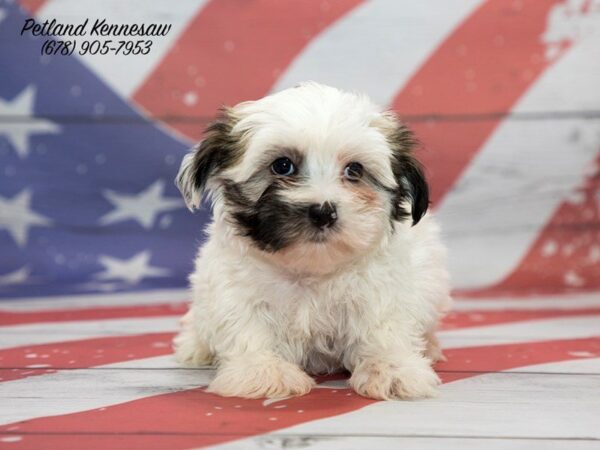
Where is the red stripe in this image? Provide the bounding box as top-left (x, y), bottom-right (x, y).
top-left (0, 385), bottom-right (373, 450)
top-left (0, 303), bottom-right (186, 326)
top-left (132, 0), bottom-right (364, 141)
top-left (18, 0), bottom-right (47, 14)
top-left (2, 337), bottom-right (597, 449)
top-left (471, 152), bottom-right (600, 296)
top-left (390, 0), bottom-right (564, 205)
top-left (0, 333), bottom-right (174, 382)
top-left (438, 336), bottom-right (600, 382)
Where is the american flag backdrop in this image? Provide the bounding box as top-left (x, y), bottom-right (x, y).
top-left (0, 0), bottom-right (599, 449)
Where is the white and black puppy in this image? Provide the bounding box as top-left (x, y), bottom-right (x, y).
top-left (174, 82), bottom-right (451, 400)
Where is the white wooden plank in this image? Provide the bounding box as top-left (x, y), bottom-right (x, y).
top-left (1, 307), bottom-right (596, 352)
top-left (213, 435), bottom-right (600, 450)
top-left (0, 355), bottom-right (213, 425)
top-left (2, 304), bottom-right (597, 353)
top-left (453, 293), bottom-right (600, 311)
top-left (0, 316), bottom-right (178, 350)
top-left (1, 290), bottom-right (598, 314)
top-left (0, 288), bottom-right (188, 311)
top-left (439, 315), bottom-right (600, 349)
top-left (438, 23), bottom-right (600, 289)
top-left (272, 0), bottom-right (483, 105)
top-left (508, 356), bottom-right (600, 374)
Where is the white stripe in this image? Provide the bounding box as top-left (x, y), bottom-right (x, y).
top-left (213, 359), bottom-right (600, 448)
top-left (215, 436), bottom-right (600, 450)
top-left (0, 288), bottom-right (188, 311)
top-left (439, 315), bottom-right (600, 349)
top-left (453, 292), bottom-right (600, 311)
top-left (1, 291), bottom-right (596, 313)
top-left (437, 22), bottom-right (600, 289)
top-left (0, 316), bottom-right (178, 350)
top-left (508, 356), bottom-right (600, 374)
top-left (2, 307), bottom-right (596, 352)
top-left (272, 0), bottom-right (483, 105)
top-left (36, 0), bottom-right (210, 98)
top-left (0, 355), bottom-right (213, 425)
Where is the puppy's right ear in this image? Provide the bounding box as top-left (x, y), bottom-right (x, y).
top-left (175, 110), bottom-right (240, 211)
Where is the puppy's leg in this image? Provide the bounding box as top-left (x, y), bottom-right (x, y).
top-left (346, 324), bottom-right (440, 400)
top-left (173, 309), bottom-right (213, 367)
top-left (425, 294), bottom-right (452, 363)
top-left (208, 353), bottom-right (315, 399)
top-left (206, 310), bottom-right (314, 399)
top-left (424, 329), bottom-right (446, 363)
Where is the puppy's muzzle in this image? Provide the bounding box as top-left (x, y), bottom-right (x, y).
top-left (308, 202), bottom-right (338, 228)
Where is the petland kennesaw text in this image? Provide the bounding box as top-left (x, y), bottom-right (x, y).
top-left (21, 18), bottom-right (172, 37)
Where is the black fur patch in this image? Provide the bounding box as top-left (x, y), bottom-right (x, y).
top-left (387, 124), bottom-right (430, 225)
top-left (222, 180), bottom-right (321, 252)
top-left (189, 110), bottom-right (241, 194)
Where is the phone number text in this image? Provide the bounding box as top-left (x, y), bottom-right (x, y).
top-left (41, 39), bottom-right (153, 56)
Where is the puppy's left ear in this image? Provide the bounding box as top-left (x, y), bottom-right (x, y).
top-left (175, 109), bottom-right (240, 211)
top-left (383, 114), bottom-right (430, 225)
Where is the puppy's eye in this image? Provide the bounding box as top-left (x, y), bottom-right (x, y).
top-left (271, 157), bottom-right (296, 176)
top-left (343, 162), bottom-right (363, 182)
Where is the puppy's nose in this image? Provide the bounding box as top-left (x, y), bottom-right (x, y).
top-left (308, 202), bottom-right (338, 228)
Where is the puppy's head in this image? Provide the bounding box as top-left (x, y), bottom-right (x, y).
top-left (177, 83), bottom-right (428, 274)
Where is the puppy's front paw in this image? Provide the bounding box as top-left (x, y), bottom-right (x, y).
top-left (208, 355), bottom-right (315, 399)
top-left (349, 358), bottom-right (440, 400)
top-left (173, 328), bottom-right (213, 367)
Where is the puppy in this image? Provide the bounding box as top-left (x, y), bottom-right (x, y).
top-left (174, 82), bottom-right (451, 400)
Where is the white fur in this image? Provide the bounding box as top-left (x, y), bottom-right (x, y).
top-left (174, 83), bottom-right (451, 400)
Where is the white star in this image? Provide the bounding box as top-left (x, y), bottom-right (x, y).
top-left (94, 251), bottom-right (170, 285)
top-left (99, 180), bottom-right (184, 228)
top-left (0, 86), bottom-right (61, 158)
top-left (0, 266), bottom-right (30, 286)
top-left (0, 190), bottom-right (51, 247)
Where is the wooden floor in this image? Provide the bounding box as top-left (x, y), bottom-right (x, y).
top-left (0, 293), bottom-right (599, 449)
